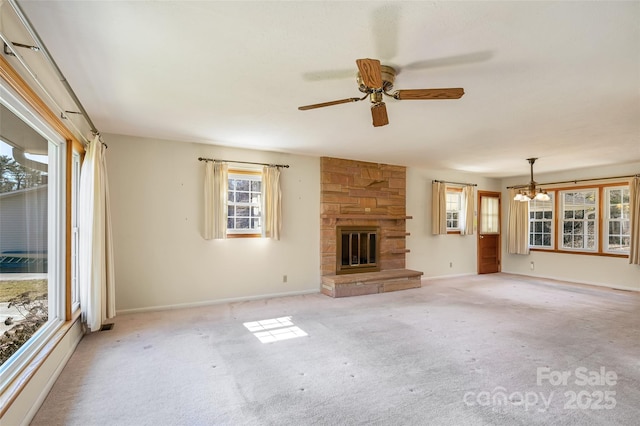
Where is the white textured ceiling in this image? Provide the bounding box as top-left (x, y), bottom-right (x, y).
top-left (15, 0), bottom-right (640, 177)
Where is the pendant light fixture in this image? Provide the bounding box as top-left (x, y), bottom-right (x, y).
top-left (513, 158), bottom-right (550, 202)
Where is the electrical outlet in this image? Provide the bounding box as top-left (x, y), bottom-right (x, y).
top-left (449, 262), bottom-right (453, 268)
top-left (283, 275), bottom-right (288, 283)
top-left (530, 261), bottom-right (535, 270)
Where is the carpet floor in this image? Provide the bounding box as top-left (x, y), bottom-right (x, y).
top-left (30, 273), bottom-right (640, 425)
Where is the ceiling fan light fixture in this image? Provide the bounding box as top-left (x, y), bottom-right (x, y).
top-left (535, 189), bottom-right (550, 202)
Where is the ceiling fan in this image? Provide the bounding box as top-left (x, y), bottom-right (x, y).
top-left (298, 58), bottom-right (464, 127)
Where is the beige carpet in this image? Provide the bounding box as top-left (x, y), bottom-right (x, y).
top-left (31, 273), bottom-right (640, 425)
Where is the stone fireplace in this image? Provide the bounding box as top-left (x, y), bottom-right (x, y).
top-left (320, 157), bottom-right (423, 297)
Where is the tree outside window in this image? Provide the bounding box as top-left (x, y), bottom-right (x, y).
top-left (529, 195), bottom-right (554, 248)
top-left (561, 190), bottom-right (597, 251)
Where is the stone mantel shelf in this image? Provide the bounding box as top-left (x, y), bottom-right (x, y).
top-left (384, 231), bottom-right (411, 238)
top-left (321, 214), bottom-right (413, 220)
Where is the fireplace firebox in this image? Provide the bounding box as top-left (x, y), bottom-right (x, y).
top-left (336, 226), bottom-right (380, 274)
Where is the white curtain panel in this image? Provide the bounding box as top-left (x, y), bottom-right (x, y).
top-left (203, 161), bottom-right (228, 240)
top-left (507, 189), bottom-right (530, 255)
top-left (462, 185), bottom-right (475, 235)
top-left (262, 166), bottom-right (282, 240)
top-left (431, 181), bottom-right (447, 235)
top-left (78, 135), bottom-right (116, 332)
top-left (629, 176), bottom-right (640, 265)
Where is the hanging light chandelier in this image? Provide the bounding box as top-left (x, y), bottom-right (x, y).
top-left (513, 158), bottom-right (550, 202)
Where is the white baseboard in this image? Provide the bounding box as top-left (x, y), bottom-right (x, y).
top-left (503, 271), bottom-right (639, 293)
top-left (421, 272), bottom-right (476, 281)
top-left (117, 288), bottom-right (321, 315)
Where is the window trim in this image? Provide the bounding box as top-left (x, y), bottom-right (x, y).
top-left (0, 71), bottom-right (67, 393)
top-left (227, 169), bottom-right (262, 238)
top-left (528, 182), bottom-right (630, 258)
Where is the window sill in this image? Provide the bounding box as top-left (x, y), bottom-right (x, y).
top-left (227, 233), bottom-right (261, 239)
top-left (529, 248), bottom-right (629, 258)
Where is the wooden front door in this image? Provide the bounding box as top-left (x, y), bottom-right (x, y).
top-left (477, 191), bottom-right (501, 274)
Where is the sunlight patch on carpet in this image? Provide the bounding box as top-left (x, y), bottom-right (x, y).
top-left (243, 316), bottom-right (308, 343)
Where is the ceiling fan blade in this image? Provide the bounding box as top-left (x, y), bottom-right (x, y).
top-left (371, 103), bottom-right (389, 127)
top-left (356, 58), bottom-right (383, 89)
top-left (298, 97), bottom-right (362, 111)
top-left (394, 88), bottom-right (464, 100)
top-left (402, 51), bottom-right (493, 71)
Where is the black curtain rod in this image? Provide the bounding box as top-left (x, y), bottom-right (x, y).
top-left (507, 173), bottom-right (639, 189)
top-left (433, 179), bottom-right (477, 187)
top-left (198, 157), bottom-right (289, 168)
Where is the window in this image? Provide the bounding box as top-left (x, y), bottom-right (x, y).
top-left (526, 183), bottom-right (631, 257)
top-left (446, 189), bottom-right (462, 231)
top-left (561, 190), bottom-right (597, 251)
top-left (529, 194), bottom-right (554, 248)
top-left (604, 186), bottom-right (630, 253)
top-left (227, 171), bottom-right (262, 236)
top-left (0, 88), bottom-right (65, 388)
top-left (71, 151), bottom-right (81, 311)
top-left (480, 196), bottom-right (500, 233)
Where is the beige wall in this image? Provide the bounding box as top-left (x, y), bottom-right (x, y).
top-left (406, 167), bottom-right (502, 277)
top-left (106, 134), bottom-right (639, 312)
top-left (105, 134), bottom-right (321, 312)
